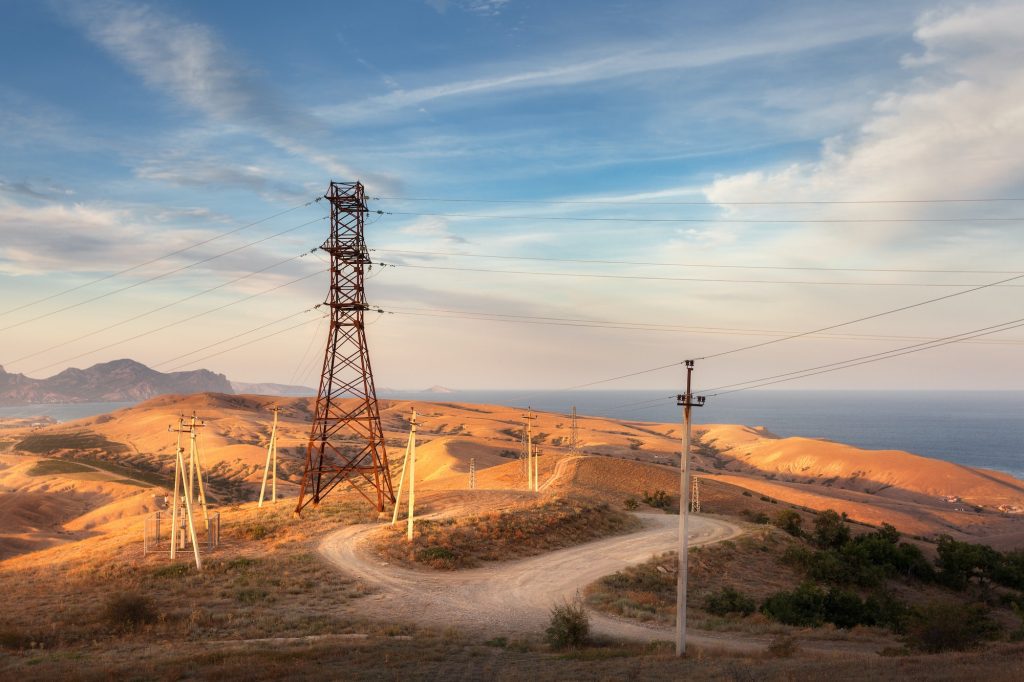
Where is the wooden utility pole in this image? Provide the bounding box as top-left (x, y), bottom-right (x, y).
top-left (259, 407), bottom-right (281, 507)
top-left (522, 408), bottom-right (537, 491)
top-left (675, 360), bottom-right (705, 656)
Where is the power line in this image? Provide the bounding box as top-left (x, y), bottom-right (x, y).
top-left (0, 197), bottom-right (320, 320)
top-left (0, 215), bottom-right (326, 336)
top-left (26, 267), bottom-right (326, 376)
top-left (510, 270), bottom-right (1024, 394)
top-left (153, 306), bottom-right (322, 369)
top-left (699, 271), bottom-right (1024, 361)
top-left (380, 305), bottom-right (1024, 345)
top-left (379, 209), bottom-right (1024, 224)
top-left (383, 262), bottom-right (1024, 288)
top-left (372, 248), bottom-right (1022, 275)
top-left (165, 314), bottom-right (329, 372)
top-left (4, 249), bottom-right (316, 368)
top-left (701, 316), bottom-right (1024, 395)
top-left (374, 195), bottom-right (1024, 206)
top-left (704, 317), bottom-right (1024, 397)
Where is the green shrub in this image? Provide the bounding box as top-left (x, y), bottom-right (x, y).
top-left (704, 587), bottom-right (756, 616)
top-left (624, 497), bottom-right (639, 511)
top-left (812, 510), bottom-right (851, 549)
top-left (740, 509), bottom-right (769, 524)
top-left (418, 546), bottom-right (456, 562)
top-left (546, 596), bottom-right (590, 649)
top-left (904, 601), bottom-right (998, 653)
top-left (773, 509), bottom-right (803, 537)
top-left (762, 583), bottom-right (826, 627)
top-left (103, 592), bottom-right (157, 631)
top-left (642, 490), bottom-right (672, 510)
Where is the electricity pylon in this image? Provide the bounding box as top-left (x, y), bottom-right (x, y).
top-left (569, 406), bottom-right (580, 456)
top-left (295, 181), bottom-right (394, 514)
top-left (259, 406), bottom-right (281, 507)
top-left (676, 360), bottom-right (706, 657)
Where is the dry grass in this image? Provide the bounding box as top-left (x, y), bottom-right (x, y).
top-left (371, 498), bottom-right (641, 569)
top-left (0, 494), bottom-right (379, 650)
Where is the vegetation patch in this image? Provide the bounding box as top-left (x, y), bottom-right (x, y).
top-left (373, 499), bottom-right (641, 570)
top-left (545, 596), bottom-right (590, 649)
top-left (26, 459), bottom-right (96, 476)
top-left (16, 430), bottom-right (128, 455)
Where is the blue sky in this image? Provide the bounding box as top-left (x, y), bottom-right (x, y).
top-left (1, 0), bottom-right (1022, 393)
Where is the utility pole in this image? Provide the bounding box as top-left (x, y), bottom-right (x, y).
top-left (259, 406), bottom-right (281, 507)
top-left (569, 406), bottom-right (580, 456)
top-left (676, 360), bottom-right (705, 657)
top-left (168, 416), bottom-right (203, 570)
top-left (391, 427), bottom-right (412, 527)
top-left (295, 181), bottom-right (394, 514)
top-left (469, 457), bottom-right (476, 490)
top-left (406, 408), bottom-right (418, 542)
top-left (188, 412), bottom-right (209, 529)
top-left (522, 408), bottom-right (537, 491)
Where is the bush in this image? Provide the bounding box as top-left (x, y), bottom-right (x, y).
top-left (762, 583), bottom-right (826, 627)
top-left (740, 509), bottom-right (769, 524)
top-left (103, 592), bottom-right (157, 631)
top-left (905, 601), bottom-right (998, 653)
top-left (624, 497), bottom-right (639, 511)
top-left (642, 490), bottom-right (672, 510)
top-left (812, 510), bottom-right (851, 549)
top-left (773, 509), bottom-right (803, 537)
top-left (762, 583), bottom-right (908, 631)
top-left (935, 535), bottom-right (1001, 590)
top-left (546, 596), bottom-right (590, 649)
top-left (704, 587), bottom-right (756, 616)
top-left (767, 634), bottom-right (799, 657)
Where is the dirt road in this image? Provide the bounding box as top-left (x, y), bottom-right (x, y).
top-left (319, 512), bottom-right (745, 645)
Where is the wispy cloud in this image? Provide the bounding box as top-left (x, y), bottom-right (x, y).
top-left (60, 0), bottom-right (368, 183)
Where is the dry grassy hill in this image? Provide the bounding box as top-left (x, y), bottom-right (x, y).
top-left (1, 393), bottom-right (1022, 561)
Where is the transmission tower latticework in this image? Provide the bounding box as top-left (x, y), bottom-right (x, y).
top-left (569, 406), bottom-right (580, 456)
top-left (295, 181), bottom-right (394, 513)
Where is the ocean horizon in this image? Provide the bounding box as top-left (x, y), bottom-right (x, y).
top-left (3, 390), bottom-right (1022, 480)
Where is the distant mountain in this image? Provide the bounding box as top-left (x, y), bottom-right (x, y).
top-left (423, 385), bottom-right (456, 394)
top-left (231, 381), bottom-right (316, 397)
top-left (0, 359), bottom-right (234, 406)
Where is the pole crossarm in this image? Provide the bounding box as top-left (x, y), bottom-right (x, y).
top-left (295, 181), bottom-right (394, 514)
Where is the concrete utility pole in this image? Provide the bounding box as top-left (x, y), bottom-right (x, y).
top-left (259, 407), bottom-right (281, 507)
top-left (188, 412), bottom-right (209, 529)
top-left (168, 416), bottom-right (203, 570)
top-left (406, 408), bottom-right (418, 542)
top-left (675, 360), bottom-right (705, 657)
top-left (522, 408), bottom-right (537, 491)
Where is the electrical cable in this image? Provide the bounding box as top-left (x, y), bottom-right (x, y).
top-left (4, 248), bottom-right (317, 367)
top-left (26, 267), bottom-right (327, 376)
top-left (0, 215), bottom-right (327, 336)
top-left (165, 314), bottom-right (329, 372)
top-left (381, 262), bottom-right (1024, 288)
top-left (0, 197), bottom-right (321, 319)
top-left (371, 248), bottom-right (1021, 276)
top-left (374, 195), bottom-right (1024, 206)
top-left (378, 209), bottom-right (1024, 224)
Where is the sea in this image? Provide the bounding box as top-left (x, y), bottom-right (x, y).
top-left (3, 392), bottom-right (1021, 480)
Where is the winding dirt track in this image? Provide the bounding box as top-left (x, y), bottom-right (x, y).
top-left (320, 512), bottom-right (751, 648)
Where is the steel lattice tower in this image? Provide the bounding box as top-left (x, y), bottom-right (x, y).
top-left (295, 181), bottom-right (394, 513)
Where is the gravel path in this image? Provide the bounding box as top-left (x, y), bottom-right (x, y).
top-left (319, 511), bottom-right (749, 646)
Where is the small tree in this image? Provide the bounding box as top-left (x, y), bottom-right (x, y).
top-left (773, 509), bottom-right (803, 537)
top-left (812, 510), bottom-right (851, 549)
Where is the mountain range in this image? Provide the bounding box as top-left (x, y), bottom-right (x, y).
top-left (0, 359), bottom-right (233, 406)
